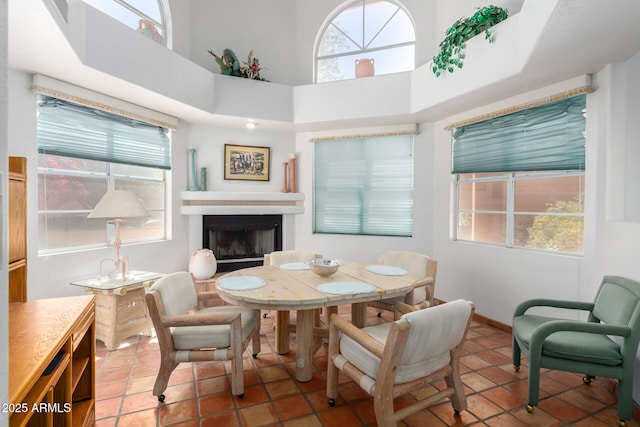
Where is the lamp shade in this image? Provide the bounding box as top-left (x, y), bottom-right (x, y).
top-left (88, 190), bottom-right (149, 219)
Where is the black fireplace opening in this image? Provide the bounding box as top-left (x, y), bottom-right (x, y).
top-left (203, 214), bottom-right (282, 272)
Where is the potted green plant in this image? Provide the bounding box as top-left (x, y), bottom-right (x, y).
top-left (208, 48), bottom-right (269, 81)
top-left (432, 5), bottom-right (509, 77)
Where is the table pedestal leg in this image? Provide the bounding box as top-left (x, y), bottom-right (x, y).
top-left (351, 302), bottom-right (368, 328)
top-left (275, 310), bottom-right (291, 355)
top-left (295, 309), bottom-right (317, 382)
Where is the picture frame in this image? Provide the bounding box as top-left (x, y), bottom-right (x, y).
top-left (224, 144), bottom-right (271, 181)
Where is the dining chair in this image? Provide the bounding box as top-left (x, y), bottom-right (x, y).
top-left (327, 299), bottom-right (474, 427)
top-left (368, 251), bottom-right (437, 318)
top-left (264, 250), bottom-right (322, 353)
top-left (145, 271), bottom-right (261, 402)
top-left (512, 275), bottom-right (640, 427)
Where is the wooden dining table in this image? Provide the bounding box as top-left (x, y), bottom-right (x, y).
top-left (215, 261), bottom-right (418, 382)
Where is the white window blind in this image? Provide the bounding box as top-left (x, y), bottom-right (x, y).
top-left (313, 135), bottom-right (414, 237)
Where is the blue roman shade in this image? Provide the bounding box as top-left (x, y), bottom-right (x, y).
top-left (37, 96), bottom-right (171, 170)
top-left (452, 95), bottom-right (586, 174)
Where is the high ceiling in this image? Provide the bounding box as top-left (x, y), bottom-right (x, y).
top-left (8, 0), bottom-right (640, 130)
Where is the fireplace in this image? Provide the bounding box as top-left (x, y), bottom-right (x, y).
top-left (203, 214), bottom-right (282, 272)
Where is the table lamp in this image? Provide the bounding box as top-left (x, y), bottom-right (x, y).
top-left (88, 190), bottom-right (149, 279)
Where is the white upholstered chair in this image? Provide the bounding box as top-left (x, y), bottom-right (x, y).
top-left (368, 251), bottom-right (437, 317)
top-left (264, 250), bottom-right (322, 354)
top-left (145, 272), bottom-right (261, 402)
top-left (327, 300), bottom-right (474, 427)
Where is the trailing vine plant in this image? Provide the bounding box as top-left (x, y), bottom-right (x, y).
top-left (432, 5), bottom-right (509, 77)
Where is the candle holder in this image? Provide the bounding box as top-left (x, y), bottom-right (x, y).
top-left (281, 162), bottom-right (289, 193)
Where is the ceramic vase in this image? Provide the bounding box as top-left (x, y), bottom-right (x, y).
top-left (189, 149), bottom-right (199, 191)
top-left (355, 58), bottom-right (375, 78)
top-left (289, 155), bottom-right (296, 193)
top-left (200, 167), bottom-right (207, 191)
top-left (281, 162), bottom-right (289, 192)
top-left (189, 249), bottom-right (217, 279)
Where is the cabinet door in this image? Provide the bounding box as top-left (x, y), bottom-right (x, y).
top-left (8, 156), bottom-right (27, 303)
top-left (8, 176), bottom-right (26, 263)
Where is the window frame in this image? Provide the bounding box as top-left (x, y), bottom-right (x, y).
top-left (37, 156), bottom-right (168, 255)
top-left (83, 0), bottom-right (171, 48)
top-left (314, 0), bottom-right (416, 83)
top-left (455, 170), bottom-right (585, 254)
top-left (36, 92), bottom-right (171, 255)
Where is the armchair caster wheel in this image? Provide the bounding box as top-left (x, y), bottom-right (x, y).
top-left (514, 365), bottom-right (520, 372)
top-left (263, 313), bottom-right (268, 318)
top-left (582, 375), bottom-right (592, 385)
top-left (237, 393), bottom-right (244, 399)
top-left (526, 404), bottom-right (534, 413)
top-left (328, 399), bottom-right (335, 407)
top-left (158, 394), bottom-right (165, 403)
top-left (377, 312), bottom-right (382, 318)
top-left (252, 353), bottom-right (258, 358)
top-left (618, 419), bottom-right (627, 427)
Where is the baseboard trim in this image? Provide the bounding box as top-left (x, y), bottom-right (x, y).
top-left (434, 298), bottom-right (512, 334)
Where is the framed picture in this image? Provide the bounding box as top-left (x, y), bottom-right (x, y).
top-left (224, 144), bottom-right (271, 181)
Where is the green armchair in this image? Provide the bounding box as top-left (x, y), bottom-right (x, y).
top-left (512, 275), bottom-right (640, 427)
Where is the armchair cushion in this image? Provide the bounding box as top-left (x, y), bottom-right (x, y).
top-left (172, 306), bottom-right (260, 350)
top-left (340, 299), bottom-right (472, 384)
top-left (514, 314), bottom-right (622, 366)
top-left (154, 272), bottom-right (198, 316)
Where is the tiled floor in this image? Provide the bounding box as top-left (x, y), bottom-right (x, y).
top-left (94, 306), bottom-right (639, 426)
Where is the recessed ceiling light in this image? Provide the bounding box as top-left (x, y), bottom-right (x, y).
top-left (246, 121), bottom-right (259, 129)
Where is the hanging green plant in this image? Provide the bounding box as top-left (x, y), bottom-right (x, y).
top-left (432, 5), bottom-right (509, 77)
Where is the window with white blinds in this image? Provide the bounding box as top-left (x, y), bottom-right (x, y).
top-left (313, 135), bottom-right (414, 237)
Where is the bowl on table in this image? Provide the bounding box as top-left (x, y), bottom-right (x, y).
top-left (306, 258), bottom-right (344, 277)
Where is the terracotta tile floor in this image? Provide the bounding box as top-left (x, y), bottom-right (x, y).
top-left (94, 306), bottom-right (640, 426)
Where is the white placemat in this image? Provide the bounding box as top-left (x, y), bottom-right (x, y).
top-left (279, 262), bottom-right (310, 271)
top-left (366, 264), bottom-right (408, 276)
top-left (218, 276), bottom-right (267, 291)
top-left (317, 281), bottom-right (376, 295)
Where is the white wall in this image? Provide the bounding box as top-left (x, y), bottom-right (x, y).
top-left (184, 0), bottom-right (297, 85)
top-left (7, 69), bottom-right (192, 299)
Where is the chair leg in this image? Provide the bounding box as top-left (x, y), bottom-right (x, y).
top-left (526, 361), bottom-right (541, 411)
top-left (445, 372), bottom-right (467, 413)
top-left (512, 336), bottom-right (521, 371)
top-left (152, 359), bottom-right (179, 400)
top-left (275, 310), bottom-right (291, 355)
top-left (230, 349), bottom-right (244, 397)
top-left (326, 319), bottom-right (339, 406)
top-left (617, 377), bottom-right (632, 423)
top-left (373, 394), bottom-right (396, 427)
top-left (252, 327), bottom-right (261, 357)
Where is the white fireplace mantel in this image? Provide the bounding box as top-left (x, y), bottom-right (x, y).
top-left (180, 191), bottom-right (305, 215)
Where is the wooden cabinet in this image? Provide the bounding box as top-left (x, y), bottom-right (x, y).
top-left (8, 156), bottom-right (27, 302)
top-left (9, 295), bottom-right (96, 427)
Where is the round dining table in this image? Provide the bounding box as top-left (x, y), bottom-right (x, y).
top-left (215, 261), bottom-right (418, 382)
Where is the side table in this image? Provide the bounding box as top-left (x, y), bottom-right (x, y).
top-left (70, 270), bottom-right (164, 350)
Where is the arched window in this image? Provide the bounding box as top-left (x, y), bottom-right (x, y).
top-left (315, 0), bottom-right (415, 83)
top-left (83, 0), bottom-right (171, 48)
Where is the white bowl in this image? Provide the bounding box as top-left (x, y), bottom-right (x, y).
top-left (306, 258), bottom-right (344, 277)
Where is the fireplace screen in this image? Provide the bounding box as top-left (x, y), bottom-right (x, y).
top-left (203, 215), bottom-right (282, 271)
